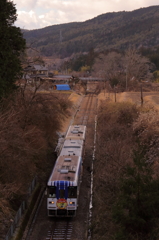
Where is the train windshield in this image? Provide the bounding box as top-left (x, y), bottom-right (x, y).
top-left (59, 189), bottom-right (65, 198)
top-left (48, 186), bottom-right (56, 197)
top-left (68, 187), bottom-right (77, 198)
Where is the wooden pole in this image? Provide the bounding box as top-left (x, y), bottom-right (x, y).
top-left (141, 84), bottom-right (143, 106)
top-left (114, 88), bottom-right (116, 102)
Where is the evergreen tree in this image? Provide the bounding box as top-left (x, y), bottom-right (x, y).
top-left (113, 145), bottom-right (159, 238)
top-left (0, 0), bottom-right (26, 98)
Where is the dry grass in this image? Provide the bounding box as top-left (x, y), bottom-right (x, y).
top-left (98, 91), bottom-right (159, 110)
top-left (93, 91), bottom-right (159, 240)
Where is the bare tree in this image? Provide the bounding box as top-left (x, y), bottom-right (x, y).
top-left (124, 47), bottom-right (153, 88)
top-left (92, 51), bottom-right (125, 94)
top-left (92, 49), bottom-right (153, 92)
top-left (0, 85), bottom-right (72, 232)
top-left (93, 52), bottom-right (124, 80)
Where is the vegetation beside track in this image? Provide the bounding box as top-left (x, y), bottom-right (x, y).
top-left (93, 101), bottom-right (159, 240)
top-left (0, 89), bottom-right (72, 238)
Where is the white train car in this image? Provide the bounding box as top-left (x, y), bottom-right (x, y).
top-left (47, 155), bottom-right (82, 217)
top-left (47, 125), bottom-right (86, 217)
top-left (65, 125), bottom-right (86, 140)
top-left (60, 139), bottom-right (84, 157)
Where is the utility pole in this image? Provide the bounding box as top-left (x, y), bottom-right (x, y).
top-left (104, 80), bottom-right (106, 96)
top-left (114, 87), bottom-right (117, 102)
top-left (141, 83), bottom-right (143, 106)
top-left (126, 66), bottom-right (127, 91)
top-left (59, 30), bottom-right (63, 43)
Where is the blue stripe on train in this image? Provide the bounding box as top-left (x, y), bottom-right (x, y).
top-left (55, 181), bottom-right (70, 199)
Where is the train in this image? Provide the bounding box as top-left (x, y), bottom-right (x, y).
top-left (47, 125), bottom-right (86, 217)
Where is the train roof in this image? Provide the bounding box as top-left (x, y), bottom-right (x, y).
top-left (47, 155), bottom-right (81, 186)
top-left (65, 125), bottom-right (86, 140)
top-left (60, 139), bottom-right (83, 157)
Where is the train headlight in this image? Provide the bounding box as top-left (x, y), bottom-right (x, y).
top-left (69, 202), bottom-right (75, 205)
top-left (49, 201), bottom-right (54, 204)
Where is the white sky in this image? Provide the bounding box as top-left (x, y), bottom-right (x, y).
top-left (13, 0), bottom-right (159, 30)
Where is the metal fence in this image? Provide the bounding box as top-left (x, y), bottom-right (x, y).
top-left (27, 176), bottom-right (37, 198)
top-left (5, 176), bottom-right (38, 240)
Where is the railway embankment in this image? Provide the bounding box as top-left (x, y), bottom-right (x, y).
top-left (92, 99), bottom-right (159, 240)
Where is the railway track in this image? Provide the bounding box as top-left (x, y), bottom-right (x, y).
top-left (75, 92), bottom-right (97, 126)
top-left (81, 93), bottom-right (94, 125)
top-left (46, 220), bottom-right (73, 240)
top-left (23, 90), bottom-right (98, 240)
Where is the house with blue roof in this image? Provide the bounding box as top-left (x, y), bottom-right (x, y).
top-left (53, 84), bottom-right (71, 91)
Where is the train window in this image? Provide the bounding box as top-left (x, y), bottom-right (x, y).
top-left (68, 187), bottom-right (77, 198)
top-left (48, 187), bottom-right (56, 197)
top-left (60, 189), bottom-right (65, 198)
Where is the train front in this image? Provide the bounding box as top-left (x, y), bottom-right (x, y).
top-left (47, 155), bottom-right (82, 217)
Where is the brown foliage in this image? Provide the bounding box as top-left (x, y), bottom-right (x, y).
top-left (0, 86), bottom-right (72, 233)
top-left (93, 101), bottom-right (159, 239)
top-left (93, 102), bottom-right (139, 238)
top-left (133, 109), bottom-right (159, 166)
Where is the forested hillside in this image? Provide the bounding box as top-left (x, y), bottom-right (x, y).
top-left (23, 6), bottom-right (159, 58)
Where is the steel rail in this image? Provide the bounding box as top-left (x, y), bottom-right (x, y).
top-left (46, 220), bottom-right (73, 240)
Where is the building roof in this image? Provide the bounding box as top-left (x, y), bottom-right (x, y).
top-left (33, 64), bottom-right (48, 71)
top-left (55, 84), bottom-right (71, 90)
top-left (24, 64), bottom-right (48, 71)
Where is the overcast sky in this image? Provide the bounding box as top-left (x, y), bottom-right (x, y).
top-left (13, 0), bottom-right (158, 30)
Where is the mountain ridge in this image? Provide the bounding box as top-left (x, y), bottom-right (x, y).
top-left (23, 5), bottom-right (159, 58)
